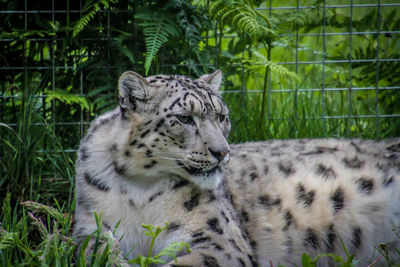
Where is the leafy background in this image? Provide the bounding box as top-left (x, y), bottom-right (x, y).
top-left (0, 0), bottom-right (399, 265)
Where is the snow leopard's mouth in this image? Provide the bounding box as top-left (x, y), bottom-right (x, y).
top-left (177, 160), bottom-right (219, 176)
top-left (192, 165), bottom-right (219, 176)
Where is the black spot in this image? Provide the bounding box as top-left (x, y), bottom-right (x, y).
top-left (343, 156), bottom-right (365, 168)
top-left (102, 222), bottom-right (111, 230)
top-left (202, 254), bottom-right (220, 267)
top-left (77, 194), bottom-right (92, 207)
top-left (229, 239), bottom-right (242, 252)
top-left (297, 183), bottom-right (315, 208)
top-left (386, 143), bottom-right (400, 152)
top-left (206, 191), bottom-right (216, 202)
top-left (184, 192), bottom-right (201, 211)
top-left (125, 150), bottom-right (131, 157)
top-left (110, 143), bottom-right (117, 152)
top-left (128, 199), bottom-right (135, 208)
top-left (155, 118), bottom-right (165, 129)
top-left (211, 243), bottom-right (223, 251)
top-left (173, 179), bottom-right (190, 189)
top-left (137, 143), bottom-right (145, 149)
top-left (258, 195), bottom-right (270, 207)
top-left (129, 139), bottom-right (137, 146)
top-left (382, 176), bottom-right (394, 187)
top-left (316, 164), bottom-right (336, 179)
top-left (250, 240), bottom-right (257, 250)
top-left (143, 160), bottom-right (157, 168)
top-left (331, 187), bottom-right (345, 213)
top-left (79, 147), bottom-right (89, 160)
top-left (140, 129), bottom-right (150, 138)
top-left (149, 191), bottom-right (163, 202)
top-left (350, 141), bottom-right (364, 153)
top-left (264, 165), bottom-right (269, 174)
top-left (144, 120), bottom-right (153, 126)
top-left (220, 210), bottom-right (229, 223)
top-left (356, 177), bottom-right (374, 194)
top-left (272, 198), bottom-right (281, 207)
top-left (167, 221), bottom-right (181, 233)
top-left (207, 218), bottom-right (224, 234)
top-left (237, 257), bottom-right (246, 267)
top-left (278, 161), bottom-right (295, 176)
top-left (282, 210), bottom-right (293, 231)
top-left (304, 228), bottom-right (319, 249)
top-left (241, 210), bottom-right (249, 222)
top-left (258, 195), bottom-right (281, 209)
top-left (192, 232), bottom-right (204, 238)
top-left (113, 162), bottom-right (126, 175)
top-left (302, 146), bottom-right (338, 155)
top-left (84, 173), bottom-right (110, 192)
top-left (284, 237), bottom-right (293, 254)
top-left (120, 186), bottom-right (127, 194)
top-left (351, 227), bottom-right (362, 252)
top-left (249, 172), bottom-right (258, 181)
top-left (145, 149), bottom-right (152, 157)
top-left (191, 236), bottom-right (211, 246)
top-left (325, 224), bottom-right (336, 252)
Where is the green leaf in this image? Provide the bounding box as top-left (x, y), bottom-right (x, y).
top-left (155, 241), bottom-right (191, 263)
top-left (301, 253), bottom-right (315, 267)
top-left (45, 89), bottom-right (91, 111)
top-left (135, 13), bottom-right (181, 75)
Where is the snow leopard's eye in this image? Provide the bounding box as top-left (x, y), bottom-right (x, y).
top-left (176, 114), bottom-right (194, 125)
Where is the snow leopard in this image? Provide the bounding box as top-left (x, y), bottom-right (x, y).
top-left (73, 70), bottom-right (400, 266)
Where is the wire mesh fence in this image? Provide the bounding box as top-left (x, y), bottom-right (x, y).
top-left (1, 0), bottom-right (400, 156)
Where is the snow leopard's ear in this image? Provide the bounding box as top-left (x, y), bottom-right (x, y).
top-left (118, 71), bottom-right (153, 112)
top-left (198, 70), bottom-right (222, 92)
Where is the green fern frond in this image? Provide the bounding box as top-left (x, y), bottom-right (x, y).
top-left (73, 0), bottom-right (117, 37)
top-left (73, 8), bottom-right (98, 37)
top-left (45, 89), bottom-right (91, 111)
top-left (210, 0), bottom-right (275, 41)
top-left (136, 14), bottom-right (180, 75)
top-left (242, 51), bottom-right (299, 81)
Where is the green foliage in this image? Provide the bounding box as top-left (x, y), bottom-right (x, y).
top-left (241, 51), bottom-right (299, 81)
top-left (210, 0), bottom-right (274, 41)
top-left (129, 223), bottom-right (190, 267)
top-left (135, 13), bottom-right (181, 75)
top-left (45, 89), bottom-right (91, 112)
top-left (73, 0), bottom-right (118, 37)
top-left (301, 252), bottom-right (357, 267)
top-left (0, 198), bottom-right (189, 267)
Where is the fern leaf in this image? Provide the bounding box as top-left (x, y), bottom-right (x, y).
top-left (136, 17), bottom-right (180, 75)
top-left (73, 7), bottom-right (99, 37)
top-left (73, 0), bottom-right (117, 37)
top-left (45, 89), bottom-right (91, 111)
top-left (242, 51), bottom-right (299, 81)
top-left (209, 0), bottom-right (275, 41)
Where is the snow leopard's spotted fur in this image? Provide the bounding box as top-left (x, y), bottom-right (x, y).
top-left (73, 70), bottom-right (400, 266)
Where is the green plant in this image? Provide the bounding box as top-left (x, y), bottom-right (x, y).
top-left (135, 13), bottom-right (181, 75)
top-left (129, 223), bottom-right (190, 267)
top-left (73, 0), bottom-right (118, 37)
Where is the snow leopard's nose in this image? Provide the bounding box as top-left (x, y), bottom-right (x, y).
top-left (208, 147), bottom-right (229, 162)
